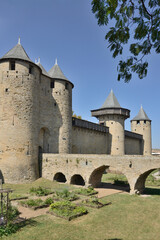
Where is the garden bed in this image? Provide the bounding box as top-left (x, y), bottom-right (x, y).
top-left (74, 186), bottom-right (98, 196)
top-left (19, 197), bottom-right (54, 210)
top-left (29, 186), bottom-right (54, 196)
top-left (81, 197), bottom-right (111, 209)
top-left (53, 189), bottom-right (79, 201)
top-left (10, 195), bottom-right (28, 201)
top-left (47, 201), bottom-right (88, 221)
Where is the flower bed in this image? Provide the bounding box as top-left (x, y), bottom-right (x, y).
top-left (29, 186), bottom-right (54, 196)
top-left (81, 197), bottom-right (111, 209)
top-left (74, 186), bottom-right (98, 196)
top-left (48, 201), bottom-right (88, 221)
top-left (53, 189), bottom-right (79, 201)
top-left (20, 197), bottom-right (54, 210)
top-left (10, 194), bottom-right (28, 201)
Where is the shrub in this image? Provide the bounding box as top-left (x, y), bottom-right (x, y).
top-left (54, 189), bottom-right (78, 201)
top-left (50, 201), bottom-right (88, 218)
top-left (29, 186), bottom-right (53, 196)
top-left (75, 186), bottom-right (98, 196)
top-left (44, 197), bottom-right (54, 205)
top-left (0, 204), bottom-right (20, 222)
top-left (20, 198), bottom-right (54, 208)
top-left (0, 223), bottom-right (19, 237)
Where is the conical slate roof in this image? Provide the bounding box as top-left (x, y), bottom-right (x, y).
top-left (1, 39), bottom-right (33, 63)
top-left (48, 59), bottom-right (68, 80)
top-left (101, 90), bottom-right (121, 109)
top-left (132, 106), bottom-right (151, 121)
top-left (36, 60), bottom-right (49, 77)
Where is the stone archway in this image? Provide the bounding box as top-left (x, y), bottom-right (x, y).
top-left (70, 174), bottom-right (85, 186)
top-left (89, 165), bottom-right (108, 187)
top-left (54, 172), bottom-right (67, 183)
top-left (134, 168), bottom-right (156, 194)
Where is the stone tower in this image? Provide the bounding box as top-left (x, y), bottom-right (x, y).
top-left (131, 106), bottom-right (152, 155)
top-left (91, 90), bottom-right (130, 155)
top-left (0, 39), bottom-right (41, 182)
top-left (48, 60), bottom-right (73, 153)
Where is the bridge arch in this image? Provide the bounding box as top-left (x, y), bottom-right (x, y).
top-left (53, 172), bottom-right (67, 183)
top-left (89, 165), bottom-right (109, 187)
top-left (134, 168), bottom-right (157, 194)
top-left (70, 174), bottom-right (85, 186)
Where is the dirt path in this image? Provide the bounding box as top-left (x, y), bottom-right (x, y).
top-left (95, 188), bottom-right (124, 198)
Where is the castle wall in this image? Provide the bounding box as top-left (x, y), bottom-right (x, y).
top-left (125, 137), bottom-right (142, 155)
top-left (0, 60), bottom-right (41, 182)
top-left (125, 130), bottom-right (143, 155)
top-left (72, 126), bottom-right (109, 154)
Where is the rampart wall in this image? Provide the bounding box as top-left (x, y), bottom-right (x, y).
top-left (125, 130), bottom-right (143, 155)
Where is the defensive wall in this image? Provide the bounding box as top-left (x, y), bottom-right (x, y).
top-left (42, 154), bottom-right (160, 194)
top-left (72, 118), bottom-right (143, 155)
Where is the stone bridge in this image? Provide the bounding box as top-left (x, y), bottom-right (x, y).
top-left (42, 154), bottom-right (160, 194)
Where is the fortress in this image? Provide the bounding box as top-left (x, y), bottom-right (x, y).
top-left (0, 39), bottom-right (157, 194)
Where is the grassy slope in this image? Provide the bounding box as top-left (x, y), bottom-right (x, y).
top-left (2, 175), bottom-right (160, 240)
top-left (4, 178), bottom-right (76, 199)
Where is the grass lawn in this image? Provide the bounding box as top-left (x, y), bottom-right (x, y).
top-left (4, 178), bottom-right (76, 200)
top-left (1, 174), bottom-right (160, 240)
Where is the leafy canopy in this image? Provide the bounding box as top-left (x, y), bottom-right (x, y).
top-left (91, 0), bottom-right (160, 82)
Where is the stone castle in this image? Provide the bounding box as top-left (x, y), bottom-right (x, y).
top-left (0, 39), bottom-right (152, 184)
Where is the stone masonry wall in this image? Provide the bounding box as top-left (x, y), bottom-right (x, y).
top-left (72, 126), bottom-right (109, 154)
top-left (98, 115), bottom-right (125, 155)
top-left (131, 120), bottom-right (152, 155)
top-left (125, 136), bottom-right (142, 155)
top-left (0, 60), bottom-right (41, 182)
top-left (52, 80), bottom-right (72, 153)
top-left (42, 153), bottom-right (160, 194)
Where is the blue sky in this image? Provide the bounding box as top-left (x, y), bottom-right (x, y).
top-left (0, 0), bottom-right (159, 148)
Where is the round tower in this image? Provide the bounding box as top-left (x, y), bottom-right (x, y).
top-left (91, 90), bottom-right (130, 155)
top-left (131, 106), bottom-right (152, 155)
top-left (0, 39), bottom-right (41, 182)
top-left (48, 59), bottom-right (74, 153)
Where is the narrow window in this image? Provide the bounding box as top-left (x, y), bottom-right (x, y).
top-left (144, 120), bottom-right (146, 124)
top-left (65, 82), bottom-right (68, 90)
top-left (50, 80), bottom-right (55, 88)
top-left (137, 120), bottom-right (140, 124)
top-left (10, 61), bottom-right (15, 70)
top-left (29, 65), bottom-right (33, 74)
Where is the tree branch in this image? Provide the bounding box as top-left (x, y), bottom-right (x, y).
top-left (140, 0), bottom-right (153, 18)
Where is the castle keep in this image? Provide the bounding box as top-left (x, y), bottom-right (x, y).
top-left (0, 40), bottom-right (152, 186)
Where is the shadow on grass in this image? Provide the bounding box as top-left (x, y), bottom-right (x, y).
top-left (14, 218), bottom-right (38, 232)
top-left (99, 182), bottom-right (130, 193)
top-left (143, 187), bottom-right (160, 195)
top-left (106, 238), bottom-right (122, 240)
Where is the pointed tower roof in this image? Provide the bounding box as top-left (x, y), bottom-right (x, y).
top-left (132, 106), bottom-right (151, 121)
top-left (91, 89), bottom-right (130, 119)
top-left (1, 38), bottom-right (33, 63)
top-left (48, 59), bottom-right (68, 81)
top-left (36, 58), bottom-right (49, 77)
top-left (101, 90), bottom-right (121, 109)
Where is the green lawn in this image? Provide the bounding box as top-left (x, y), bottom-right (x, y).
top-left (1, 175), bottom-right (160, 240)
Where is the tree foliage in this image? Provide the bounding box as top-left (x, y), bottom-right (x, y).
top-left (91, 0), bottom-right (160, 82)
top-left (72, 111), bottom-right (82, 119)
